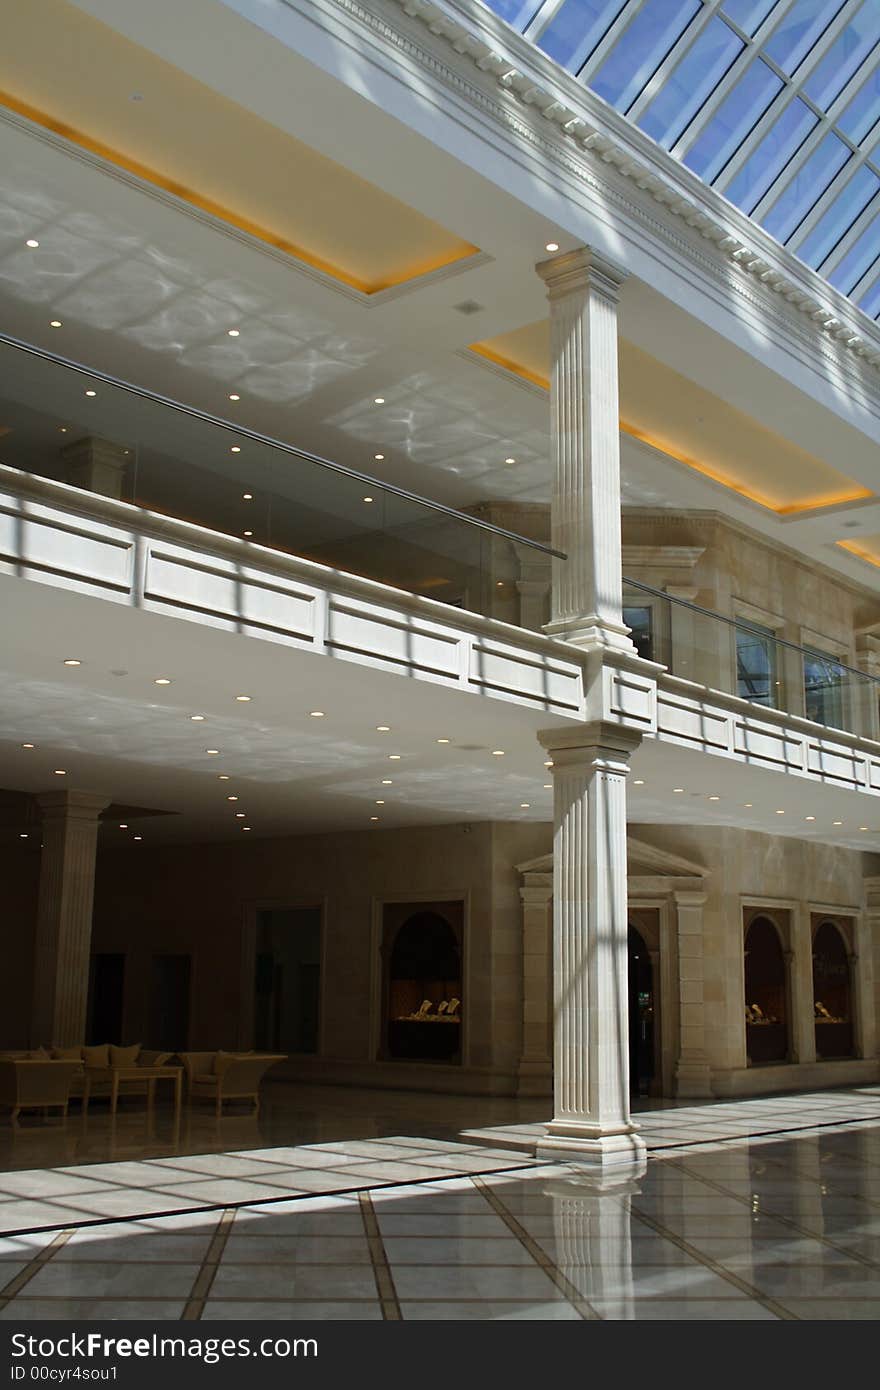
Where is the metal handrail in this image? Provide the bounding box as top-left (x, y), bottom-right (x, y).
top-left (0, 331), bottom-right (567, 560)
top-left (623, 576), bottom-right (878, 687)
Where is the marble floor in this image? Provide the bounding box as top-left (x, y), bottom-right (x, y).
top-left (0, 1085), bottom-right (878, 1319)
top-left (2, 1117), bottom-right (880, 1320)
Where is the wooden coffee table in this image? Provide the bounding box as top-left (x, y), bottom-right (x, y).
top-left (82, 1065), bottom-right (183, 1121)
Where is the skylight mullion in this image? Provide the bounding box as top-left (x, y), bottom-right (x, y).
top-left (786, 145), bottom-right (871, 249)
top-left (749, 121), bottom-right (831, 222)
top-left (625, 1), bottom-right (726, 125)
top-left (713, 80), bottom-right (802, 188)
top-left (523, 0), bottom-right (566, 40)
top-left (670, 0), bottom-right (796, 161)
top-left (576, 0), bottom-right (649, 83)
top-left (815, 186), bottom-right (880, 276)
top-left (852, 261), bottom-right (880, 316)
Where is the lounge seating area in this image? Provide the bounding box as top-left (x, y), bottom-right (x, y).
top-left (0, 1046), bottom-right (287, 1122)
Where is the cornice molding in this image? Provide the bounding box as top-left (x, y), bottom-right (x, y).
top-left (350, 0), bottom-right (880, 399)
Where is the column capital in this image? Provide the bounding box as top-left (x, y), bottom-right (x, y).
top-left (36, 790), bottom-right (110, 822)
top-left (536, 246), bottom-right (628, 302)
top-left (538, 720), bottom-right (642, 764)
top-left (673, 890), bottom-right (708, 909)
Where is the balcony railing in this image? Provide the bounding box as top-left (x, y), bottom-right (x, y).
top-left (0, 332), bottom-right (563, 633)
top-left (624, 578), bottom-right (879, 741)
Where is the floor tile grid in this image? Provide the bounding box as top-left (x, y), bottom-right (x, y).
top-left (624, 1204), bottom-right (793, 1319)
top-left (181, 1210), bottom-right (236, 1321)
top-left (670, 1157), bottom-right (880, 1276)
top-left (0, 1231), bottom-right (72, 1311)
top-left (358, 1193), bottom-right (400, 1320)
top-left (0, 1156), bottom-right (542, 1239)
top-left (647, 1140), bottom-right (880, 1204)
top-left (470, 1176), bottom-right (600, 1319)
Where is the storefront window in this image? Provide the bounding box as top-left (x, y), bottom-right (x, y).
top-left (736, 619), bottom-right (778, 706)
top-left (803, 648), bottom-right (846, 729)
top-left (813, 920), bottom-right (854, 1058)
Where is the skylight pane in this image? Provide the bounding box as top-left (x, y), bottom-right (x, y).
top-left (838, 71), bottom-right (880, 144)
top-left (725, 98), bottom-right (817, 213)
top-left (537, 0), bottom-right (628, 71)
top-left (480, 0), bottom-right (542, 27)
top-left (684, 60), bottom-right (783, 182)
top-left (760, 133), bottom-right (850, 242)
top-left (797, 165), bottom-right (880, 267)
top-left (763, 0), bottom-right (846, 77)
top-left (827, 210), bottom-right (880, 292)
top-left (856, 272), bottom-right (880, 317)
top-left (590, 0), bottom-right (700, 112)
top-left (638, 17), bottom-right (744, 149)
top-left (722, 0), bottom-right (779, 37)
top-left (802, 4), bottom-right (880, 112)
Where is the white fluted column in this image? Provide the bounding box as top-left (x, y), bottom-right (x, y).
top-left (674, 891), bottom-right (712, 1097)
top-left (31, 791), bottom-right (109, 1047)
top-left (537, 722), bottom-right (645, 1169)
top-left (536, 248), bottom-right (632, 652)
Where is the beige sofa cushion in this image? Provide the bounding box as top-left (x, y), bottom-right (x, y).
top-left (109, 1043), bottom-right (141, 1066)
top-left (83, 1044), bottom-right (110, 1068)
top-left (52, 1047), bottom-right (83, 1060)
top-left (138, 1051), bottom-right (171, 1067)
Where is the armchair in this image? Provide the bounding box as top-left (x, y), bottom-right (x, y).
top-left (179, 1052), bottom-right (286, 1115)
top-left (0, 1059), bottom-right (83, 1123)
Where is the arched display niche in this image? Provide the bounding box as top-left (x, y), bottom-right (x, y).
top-left (811, 916), bottom-right (855, 1059)
top-left (743, 910), bottom-right (791, 1065)
top-left (627, 920), bottom-right (657, 1098)
top-left (379, 901), bottom-right (463, 1064)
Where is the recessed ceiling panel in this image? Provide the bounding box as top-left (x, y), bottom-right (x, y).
top-left (1, 0), bottom-right (479, 293)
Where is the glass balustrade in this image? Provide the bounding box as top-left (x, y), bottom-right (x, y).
top-left (624, 577), bottom-right (879, 739)
top-left (0, 334), bottom-right (560, 632)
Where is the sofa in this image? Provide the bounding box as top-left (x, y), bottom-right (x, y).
top-left (1, 1045), bottom-right (176, 1111)
top-left (0, 1058), bottom-right (84, 1123)
top-left (178, 1052), bottom-right (286, 1115)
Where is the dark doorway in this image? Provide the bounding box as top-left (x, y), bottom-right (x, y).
top-left (253, 907), bottom-right (322, 1054)
top-left (382, 903), bottom-right (462, 1063)
top-left (628, 926), bottom-right (654, 1096)
top-left (744, 916), bottom-right (788, 1064)
top-left (86, 953), bottom-right (125, 1044)
top-left (148, 954), bottom-right (191, 1052)
top-left (813, 920), bottom-right (854, 1058)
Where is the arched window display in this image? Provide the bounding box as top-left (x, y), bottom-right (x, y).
top-left (382, 906), bottom-right (462, 1063)
top-left (812, 920), bottom-right (854, 1059)
top-left (744, 915), bottom-right (788, 1064)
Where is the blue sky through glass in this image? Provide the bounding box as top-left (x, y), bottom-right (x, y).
top-left (478, 0), bottom-right (880, 318)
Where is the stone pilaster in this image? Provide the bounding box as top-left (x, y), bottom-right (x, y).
top-left (517, 876), bottom-right (553, 1096)
top-left (516, 555), bottom-right (551, 633)
top-left (536, 248), bottom-right (632, 653)
top-left (62, 436), bottom-right (131, 500)
top-left (31, 791), bottom-right (109, 1047)
top-left (855, 636), bottom-right (880, 740)
top-left (859, 882), bottom-right (880, 1061)
top-left (673, 891), bottom-right (712, 1097)
top-left (536, 722), bottom-right (645, 1170)
top-left (790, 903), bottom-right (817, 1064)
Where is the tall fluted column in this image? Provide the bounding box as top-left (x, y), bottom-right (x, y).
top-left (673, 891), bottom-right (712, 1097)
top-left (537, 722), bottom-right (645, 1169)
top-left (31, 791), bottom-right (109, 1047)
top-left (536, 247), bottom-right (631, 652)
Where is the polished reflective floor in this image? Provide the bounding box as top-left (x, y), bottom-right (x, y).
top-left (0, 1089), bottom-right (873, 1317)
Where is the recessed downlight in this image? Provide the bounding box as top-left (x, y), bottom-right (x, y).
top-left (235, 812), bottom-right (246, 818)
top-left (119, 823), bottom-right (128, 830)
top-left (374, 453), bottom-right (385, 461)
top-left (775, 809), bottom-right (785, 815)
top-left (154, 678), bottom-right (172, 686)
top-left (19, 833), bottom-right (28, 839)
top-left (673, 787), bottom-right (684, 793)
top-left (309, 710), bottom-right (325, 718)
top-left (436, 738), bottom-right (451, 744)
top-left (190, 714), bottom-right (206, 722)
top-left (206, 749), bottom-right (220, 755)
top-left (227, 329), bottom-right (240, 337)
top-left (243, 530), bottom-right (254, 537)
top-left (744, 803), bottom-right (753, 808)
top-left (370, 816), bottom-right (379, 821)
top-left (134, 835), bottom-right (142, 841)
top-left (833, 820), bottom-right (843, 826)
top-left (227, 796), bottom-right (238, 802)
top-left (520, 803), bottom-right (530, 809)
top-left (389, 754), bottom-right (401, 760)
top-left (49, 319), bottom-right (62, 328)
top-left (22, 743), bottom-right (35, 749)
top-left (230, 446), bottom-right (241, 454)
top-left (242, 826), bottom-right (251, 831)
top-left (381, 779), bottom-right (393, 785)
top-left (376, 800), bottom-right (385, 805)
top-left (242, 493), bottom-right (253, 500)
top-left (373, 396), bottom-right (385, 405)
top-left (708, 795), bottom-right (720, 801)
top-left (860, 825), bottom-right (869, 831)
top-left (219, 775), bottom-right (230, 781)
top-left (376, 725), bottom-right (390, 732)
top-left (363, 496), bottom-right (374, 504)
top-left (85, 389), bottom-right (97, 397)
top-left (633, 779), bottom-right (644, 785)
top-left (545, 241), bottom-right (559, 252)
top-left (25, 238), bottom-right (39, 249)
top-left (805, 815), bottom-right (816, 822)
top-left (235, 695), bottom-right (251, 702)
top-left (228, 393), bottom-right (240, 401)
top-left (53, 769), bottom-right (66, 776)
top-left (504, 457), bottom-right (515, 465)
top-left (492, 750), bottom-right (505, 756)
top-left (63, 658), bottom-right (82, 667)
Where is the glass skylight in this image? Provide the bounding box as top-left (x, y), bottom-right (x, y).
top-left (481, 0), bottom-right (880, 320)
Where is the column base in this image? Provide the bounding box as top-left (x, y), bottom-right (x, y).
top-left (536, 1121), bottom-right (647, 1172)
top-left (674, 1060), bottom-right (713, 1098)
top-left (543, 616), bottom-right (635, 654)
